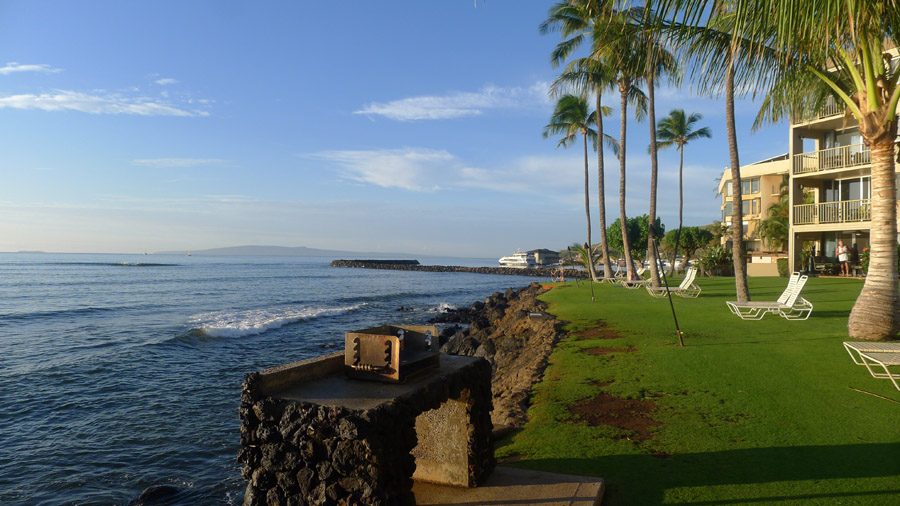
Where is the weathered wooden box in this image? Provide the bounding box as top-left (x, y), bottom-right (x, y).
top-left (344, 324), bottom-right (440, 383)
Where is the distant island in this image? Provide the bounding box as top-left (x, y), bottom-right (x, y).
top-left (154, 245), bottom-right (427, 259)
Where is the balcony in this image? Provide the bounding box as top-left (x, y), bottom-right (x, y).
top-left (793, 199), bottom-right (870, 225)
top-left (792, 98), bottom-right (844, 124)
top-left (792, 143), bottom-right (871, 175)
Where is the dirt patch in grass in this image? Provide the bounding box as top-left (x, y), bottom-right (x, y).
top-left (584, 346), bottom-right (636, 356)
top-left (573, 321), bottom-right (624, 340)
top-left (568, 391), bottom-right (662, 440)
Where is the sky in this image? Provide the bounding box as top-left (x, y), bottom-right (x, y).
top-left (0, 1), bottom-right (789, 257)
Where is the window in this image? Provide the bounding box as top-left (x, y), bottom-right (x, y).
top-left (724, 202), bottom-right (733, 216)
top-left (742, 199), bottom-right (751, 215)
top-left (751, 199), bottom-right (758, 215)
top-left (740, 178), bottom-right (760, 195)
top-left (726, 181), bottom-right (733, 197)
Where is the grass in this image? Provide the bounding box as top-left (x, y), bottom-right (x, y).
top-left (496, 276), bottom-right (900, 505)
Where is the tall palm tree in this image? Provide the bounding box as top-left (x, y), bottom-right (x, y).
top-left (541, 0), bottom-right (618, 280)
top-left (543, 94), bottom-right (601, 282)
top-left (551, 58), bottom-right (619, 280)
top-left (647, 1), bottom-right (900, 338)
top-left (591, 15), bottom-right (648, 281)
top-left (655, 109), bottom-right (711, 274)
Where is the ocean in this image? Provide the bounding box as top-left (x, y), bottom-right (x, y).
top-left (0, 253), bottom-right (537, 505)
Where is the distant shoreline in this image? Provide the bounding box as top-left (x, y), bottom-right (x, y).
top-left (330, 259), bottom-right (589, 278)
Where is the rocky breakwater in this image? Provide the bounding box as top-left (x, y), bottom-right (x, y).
top-left (433, 282), bottom-right (563, 428)
top-left (330, 259), bottom-right (589, 279)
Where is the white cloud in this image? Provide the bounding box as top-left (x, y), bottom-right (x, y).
top-left (155, 78), bottom-right (178, 85)
top-left (0, 90), bottom-right (202, 117)
top-left (307, 148), bottom-right (457, 191)
top-left (307, 147), bottom-right (586, 197)
top-left (131, 158), bottom-right (228, 168)
top-left (0, 62), bottom-right (62, 75)
top-left (354, 81), bottom-right (551, 121)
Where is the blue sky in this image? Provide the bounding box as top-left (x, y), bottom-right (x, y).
top-left (0, 1), bottom-right (788, 257)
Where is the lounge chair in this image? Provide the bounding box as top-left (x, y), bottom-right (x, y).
top-left (615, 266), bottom-right (646, 287)
top-left (725, 273), bottom-right (812, 320)
top-left (725, 272), bottom-right (799, 320)
top-left (857, 352), bottom-right (900, 390)
top-left (843, 341), bottom-right (900, 366)
top-left (645, 267), bottom-right (701, 298)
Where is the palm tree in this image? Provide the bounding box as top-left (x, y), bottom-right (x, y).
top-left (541, 0), bottom-right (618, 280)
top-left (543, 94), bottom-right (601, 282)
top-left (591, 16), bottom-right (648, 282)
top-left (647, 1), bottom-right (900, 338)
top-left (655, 109), bottom-right (711, 274)
top-left (551, 59), bottom-right (619, 280)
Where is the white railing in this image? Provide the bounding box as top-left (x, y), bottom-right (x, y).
top-left (793, 143), bottom-right (871, 175)
top-left (793, 199), bottom-right (871, 225)
top-left (792, 98), bottom-right (844, 123)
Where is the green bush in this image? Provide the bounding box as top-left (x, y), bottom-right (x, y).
top-left (698, 246), bottom-right (734, 276)
top-left (776, 258), bottom-right (789, 277)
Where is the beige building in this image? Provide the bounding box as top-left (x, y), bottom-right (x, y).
top-left (719, 94), bottom-right (900, 276)
top-left (718, 154), bottom-right (790, 275)
top-left (785, 95), bottom-right (900, 275)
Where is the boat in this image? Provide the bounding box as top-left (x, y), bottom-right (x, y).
top-left (498, 250), bottom-right (537, 269)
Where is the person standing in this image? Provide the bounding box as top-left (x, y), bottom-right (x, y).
top-left (836, 239), bottom-right (850, 276)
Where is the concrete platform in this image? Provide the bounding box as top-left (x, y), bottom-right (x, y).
top-left (413, 466), bottom-right (604, 506)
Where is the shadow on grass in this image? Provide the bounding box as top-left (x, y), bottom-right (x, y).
top-left (514, 442), bottom-right (900, 505)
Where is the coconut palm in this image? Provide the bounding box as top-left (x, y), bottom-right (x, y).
top-left (649, 0), bottom-right (900, 338)
top-left (550, 59), bottom-right (620, 280)
top-left (645, 1), bottom-right (900, 337)
top-left (543, 94), bottom-right (601, 282)
top-left (655, 109), bottom-right (711, 274)
top-left (590, 15), bottom-right (649, 281)
top-left (541, 0), bottom-right (618, 280)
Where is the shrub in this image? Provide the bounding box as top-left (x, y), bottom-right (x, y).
top-left (698, 246), bottom-right (734, 277)
top-left (776, 258), bottom-right (789, 278)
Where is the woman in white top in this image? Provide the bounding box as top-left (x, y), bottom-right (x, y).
top-left (836, 239), bottom-right (850, 276)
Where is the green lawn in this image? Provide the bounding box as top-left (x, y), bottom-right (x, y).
top-left (497, 276), bottom-right (900, 505)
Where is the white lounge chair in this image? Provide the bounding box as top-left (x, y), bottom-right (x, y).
top-left (725, 273), bottom-right (808, 320)
top-left (843, 341), bottom-right (900, 366)
top-left (857, 352), bottom-right (900, 390)
top-left (616, 265), bottom-right (646, 287)
top-left (646, 267), bottom-right (701, 298)
top-left (725, 273), bottom-right (813, 320)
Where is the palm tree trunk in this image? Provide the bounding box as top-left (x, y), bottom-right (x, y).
top-left (618, 80), bottom-right (634, 280)
top-left (726, 57), bottom-right (750, 301)
top-left (596, 92), bottom-right (612, 280)
top-left (583, 132), bottom-right (599, 282)
top-left (670, 146), bottom-right (684, 277)
top-left (848, 139), bottom-right (900, 340)
top-left (646, 73), bottom-right (661, 287)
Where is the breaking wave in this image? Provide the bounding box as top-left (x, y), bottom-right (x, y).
top-left (188, 303), bottom-right (366, 338)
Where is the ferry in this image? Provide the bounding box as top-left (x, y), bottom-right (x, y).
top-left (498, 250), bottom-right (537, 269)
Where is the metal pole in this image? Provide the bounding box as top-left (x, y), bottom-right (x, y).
top-left (651, 225), bottom-right (684, 346)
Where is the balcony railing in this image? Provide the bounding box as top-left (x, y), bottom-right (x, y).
top-left (793, 199), bottom-right (871, 225)
top-left (792, 98), bottom-right (844, 123)
top-left (793, 143), bottom-right (871, 175)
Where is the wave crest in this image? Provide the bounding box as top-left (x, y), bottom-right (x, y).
top-left (188, 303), bottom-right (366, 338)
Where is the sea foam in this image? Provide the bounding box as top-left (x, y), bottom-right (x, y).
top-left (188, 303), bottom-right (366, 338)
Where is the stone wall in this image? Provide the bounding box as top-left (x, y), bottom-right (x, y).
top-left (238, 354), bottom-right (494, 505)
top-left (330, 260), bottom-right (588, 279)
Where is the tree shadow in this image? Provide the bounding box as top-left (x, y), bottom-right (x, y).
top-left (513, 442), bottom-right (900, 505)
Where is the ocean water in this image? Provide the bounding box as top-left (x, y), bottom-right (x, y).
top-left (0, 253), bottom-right (536, 505)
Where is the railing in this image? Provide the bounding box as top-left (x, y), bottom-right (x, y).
top-left (792, 98), bottom-right (844, 123)
top-left (793, 199), bottom-right (871, 225)
top-left (793, 143), bottom-right (871, 174)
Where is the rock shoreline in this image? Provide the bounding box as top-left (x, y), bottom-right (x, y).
top-left (330, 259), bottom-right (589, 279)
top-left (433, 282), bottom-right (564, 428)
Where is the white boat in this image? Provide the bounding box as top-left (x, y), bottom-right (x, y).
top-left (499, 250), bottom-right (537, 269)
